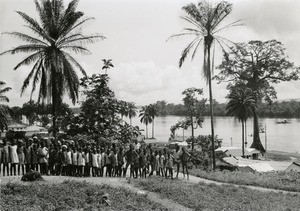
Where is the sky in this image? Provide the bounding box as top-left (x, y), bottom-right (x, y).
top-left (0, 0), bottom-right (300, 107)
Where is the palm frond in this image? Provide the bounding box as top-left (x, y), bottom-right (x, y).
top-left (14, 51), bottom-right (44, 70)
top-left (0, 44), bottom-right (46, 55)
top-left (62, 51), bottom-right (87, 77)
top-left (1, 32), bottom-right (48, 45)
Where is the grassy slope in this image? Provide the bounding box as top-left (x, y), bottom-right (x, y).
top-left (133, 177), bottom-right (300, 211)
top-left (0, 180), bottom-right (167, 211)
top-left (189, 169), bottom-right (300, 192)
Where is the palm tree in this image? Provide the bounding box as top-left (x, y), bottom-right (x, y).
top-left (1, 0), bottom-right (104, 137)
top-left (119, 101), bottom-right (129, 119)
top-left (169, 1), bottom-right (241, 169)
top-left (0, 81), bottom-right (12, 131)
top-left (139, 106), bottom-right (153, 138)
top-left (127, 102), bottom-right (137, 126)
top-left (102, 59), bottom-right (114, 74)
top-left (148, 104), bottom-right (158, 138)
top-left (226, 87), bottom-right (256, 157)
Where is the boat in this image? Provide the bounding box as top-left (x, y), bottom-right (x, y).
top-left (276, 120), bottom-right (290, 124)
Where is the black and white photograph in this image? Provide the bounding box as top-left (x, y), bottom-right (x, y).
top-left (0, 0), bottom-right (300, 210)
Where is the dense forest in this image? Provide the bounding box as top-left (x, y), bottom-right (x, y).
top-left (154, 100), bottom-right (300, 118)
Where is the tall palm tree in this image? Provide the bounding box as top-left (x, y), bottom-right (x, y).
top-left (148, 104), bottom-right (158, 138)
top-left (119, 100), bottom-right (129, 120)
top-left (1, 0), bottom-right (104, 137)
top-left (127, 102), bottom-right (137, 126)
top-left (102, 59), bottom-right (114, 74)
top-left (226, 87), bottom-right (256, 157)
top-left (0, 81), bottom-right (12, 131)
top-left (139, 105), bottom-right (153, 139)
top-left (169, 1), bottom-right (241, 169)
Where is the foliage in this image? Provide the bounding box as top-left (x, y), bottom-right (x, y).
top-left (226, 86), bottom-right (256, 156)
top-left (102, 59), bottom-right (114, 74)
top-left (153, 99), bottom-right (300, 118)
top-left (0, 81), bottom-right (12, 131)
top-left (0, 180), bottom-right (165, 211)
top-left (1, 0), bottom-right (103, 137)
top-left (216, 39), bottom-right (300, 152)
top-left (189, 169), bottom-right (300, 192)
top-left (71, 73), bottom-right (140, 144)
top-left (139, 105), bottom-right (153, 138)
top-left (182, 87), bottom-right (205, 149)
top-left (169, 0), bottom-right (239, 169)
top-left (194, 135), bottom-right (222, 157)
top-left (134, 177), bottom-right (300, 210)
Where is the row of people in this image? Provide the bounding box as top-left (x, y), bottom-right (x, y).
top-left (0, 137), bottom-right (191, 179)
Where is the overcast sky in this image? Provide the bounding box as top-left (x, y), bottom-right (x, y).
top-left (0, 0), bottom-right (300, 107)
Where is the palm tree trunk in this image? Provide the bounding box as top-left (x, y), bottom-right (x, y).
top-left (152, 119), bottom-right (154, 138)
top-left (191, 115), bottom-right (194, 150)
top-left (52, 67), bottom-right (57, 139)
top-left (242, 120), bottom-right (245, 157)
top-left (146, 124), bottom-right (148, 138)
top-left (207, 44), bottom-right (216, 170)
top-left (130, 117), bottom-right (132, 126)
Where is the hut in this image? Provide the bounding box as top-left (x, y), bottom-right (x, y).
top-left (285, 160), bottom-right (300, 172)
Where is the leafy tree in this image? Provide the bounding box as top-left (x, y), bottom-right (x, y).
top-left (139, 106), bottom-right (153, 139)
top-left (182, 87), bottom-right (205, 149)
top-left (216, 40), bottom-right (299, 152)
top-left (127, 102), bottom-right (137, 126)
top-left (226, 86), bottom-right (256, 156)
top-left (0, 81), bottom-right (12, 131)
top-left (80, 74), bottom-right (120, 139)
top-left (1, 0), bottom-right (104, 137)
top-left (169, 1), bottom-right (239, 169)
top-left (155, 100), bottom-right (167, 116)
top-left (102, 59), bottom-right (114, 74)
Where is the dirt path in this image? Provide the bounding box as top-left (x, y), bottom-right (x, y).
top-left (0, 176), bottom-right (192, 211)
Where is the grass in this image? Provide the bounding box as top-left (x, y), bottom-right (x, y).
top-left (189, 169), bottom-right (300, 192)
top-left (0, 180), bottom-right (167, 211)
top-left (133, 176), bottom-right (300, 211)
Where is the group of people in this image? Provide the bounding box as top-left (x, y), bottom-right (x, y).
top-left (0, 137), bottom-right (191, 180)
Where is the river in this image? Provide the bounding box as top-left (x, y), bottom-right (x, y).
top-left (125, 116), bottom-right (300, 154)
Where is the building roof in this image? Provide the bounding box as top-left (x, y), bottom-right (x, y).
top-left (8, 123), bottom-right (27, 129)
top-left (247, 163), bottom-right (274, 172)
top-left (216, 147), bottom-right (260, 157)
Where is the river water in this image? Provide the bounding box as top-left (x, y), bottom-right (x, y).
top-left (125, 116), bottom-right (300, 154)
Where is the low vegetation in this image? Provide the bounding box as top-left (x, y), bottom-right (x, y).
top-left (0, 180), bottom-right (166, 211)
top-left (133, 176), bottom-right (300, 210)
top-left (189, 169), bottom-right (300, 192)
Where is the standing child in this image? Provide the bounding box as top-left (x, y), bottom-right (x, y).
top-left (166, 151), bottom-right (174, 179)
top-left (173, 145), bottom-right (181, 179)
top-left (96, 148), bottom-right (102, 177)
top-left (66, 147), bottom-right (72, 176)
top-left (17, 140), bottom-right (25, 175)
top-left (31, 143), bottom-right (39, 172)
top-left (61, 145), bottom-right (68, 176)
top-left (158, 150), bottom-right (165, 177)
top-left (77, 148), bottom-right (85, 177)
top-left (10, 139), bottom-right (19, 176)
top-left (180, 147), bottom-right (190, 180)
top-left (72, 147), bottom-right (78, 176)
top-left (24, 140), bottom-right (32, 173)
top-left (2, 139), bottom-right (10, 176)
top-left (0, 140), bottom-right (3, 176)
top-left (91, 148), bottom-right (98, 177)
top-left (84, 147), bottom-right (90, 177)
